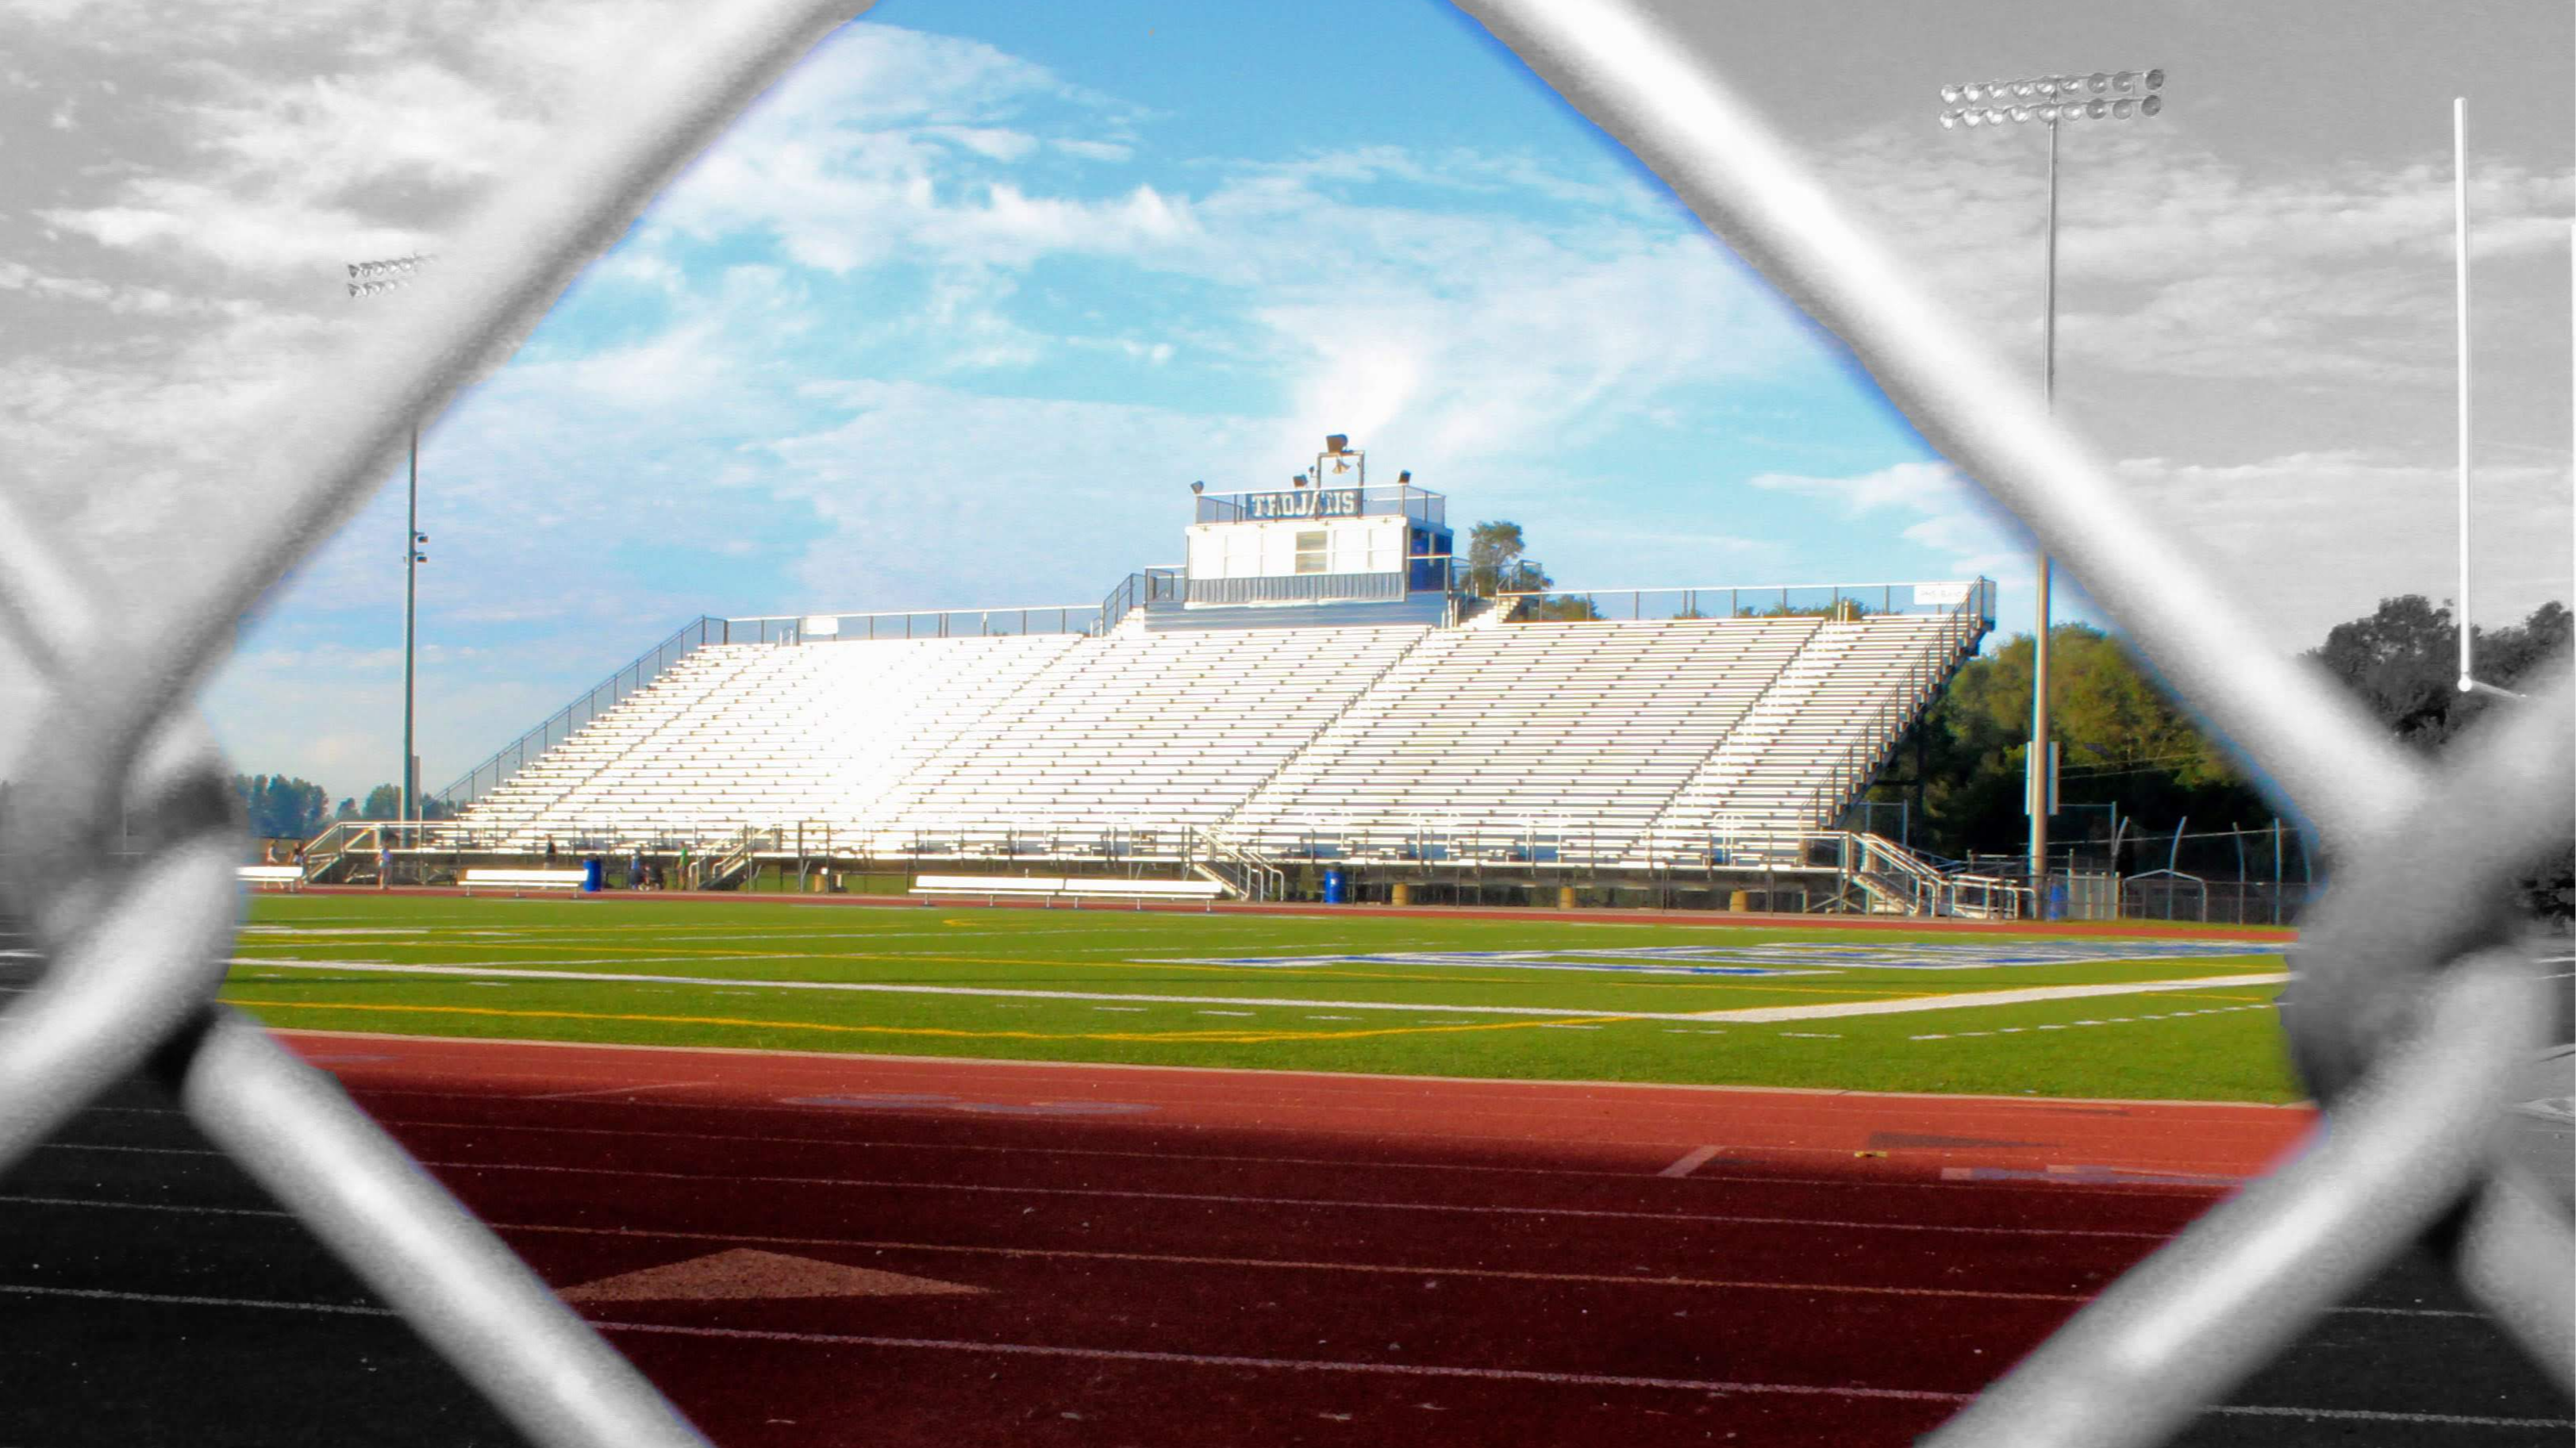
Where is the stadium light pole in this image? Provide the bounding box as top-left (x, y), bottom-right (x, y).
top-left (1937, 67), bottom-right (2167, 908)
top-left (347, 253), bottom-right (435, 828)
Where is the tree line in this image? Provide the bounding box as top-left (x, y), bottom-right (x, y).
top-left (1873, 595), bottom-right (2570, 914)
top-left (1465, 513), bottom-right (2567, 912)
top-left (232, 775), bottom-right (453, 841)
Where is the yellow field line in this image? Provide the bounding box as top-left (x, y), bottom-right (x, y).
top-left (217, 997), bottom-right (1624, 1047)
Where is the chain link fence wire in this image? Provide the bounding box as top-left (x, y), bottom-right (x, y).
top-left (0, 3), bottom-right (2566, 1446)
top-left (0, 4), bottom-right (871, 1445)
top-left (1454, 2), bottom-right (2574, 1441)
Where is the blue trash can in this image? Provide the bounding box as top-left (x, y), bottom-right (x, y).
top-left (582, 857), bottom-right (603, 893)
top-left (1322, 869), bottom-right (1347, 905)
top-left (2046, 878), bottom-right (2068, 920)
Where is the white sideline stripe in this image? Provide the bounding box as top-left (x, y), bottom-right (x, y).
top-left (1658, 1146), bottom-right (1722, 1179)
top-left (1, 1157), bottom-right (2162, 1235)
top-left (226, 957), bottom-right (2289, 1027)
top-left (0, 1193), bottom-right (2481, 1318)
top-left (0, 1284), bottom-right (2553, 1425)
top-left (525, 1080), bottom-right (717, 1102)
top-left (36, 1119), bottom-right (2255, 1200)
top-left (1692, 974), bottom-right (2289, 1023)
top-left (414, 1159), bottom-right (2177, 1239)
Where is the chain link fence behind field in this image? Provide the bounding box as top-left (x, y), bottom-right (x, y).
top-left (0, 7), bottom-right (873, 1446)
top-left (1463, 6), bottom-right (2571, 1446)
top-left (0, 4), bottom-right (2566, 1448)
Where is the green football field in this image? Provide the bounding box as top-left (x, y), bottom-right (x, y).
top-left (220, 894), bottom-right (2305, 1101)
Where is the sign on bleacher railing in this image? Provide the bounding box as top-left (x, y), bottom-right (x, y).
top-left (1232, 487), bottom-right (1364, 521)
top-left (1915, 581), bottom-right (1974, 607)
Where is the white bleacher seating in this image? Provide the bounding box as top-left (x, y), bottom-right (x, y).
top-left (236, 865), bottom-right (305, 891)
top-left (457, 609), bottom-right (1976, 868)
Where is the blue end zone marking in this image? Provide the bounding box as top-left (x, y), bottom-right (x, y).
top-left (1159, 940), bottom-right (2285, 976)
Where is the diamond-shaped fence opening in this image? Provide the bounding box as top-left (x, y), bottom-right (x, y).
top-left (0, 3), bottom-right (2566, 1446)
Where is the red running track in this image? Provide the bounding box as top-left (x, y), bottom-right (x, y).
top-left (289, 1031), bottom-right (2316, 1447)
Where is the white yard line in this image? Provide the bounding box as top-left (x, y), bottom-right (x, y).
top-left (1688, 974), bottom-right (2287, 1023)
top-left (225, 958), bottom-right (2286, 1027)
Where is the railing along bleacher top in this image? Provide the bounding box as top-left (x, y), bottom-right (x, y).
top-left (1193, 484), bottom-right (1445, 528)
top-left (1494, 578), bottom-right (1997, 624)
top-left (727, 602), bottom-right (1102, 643)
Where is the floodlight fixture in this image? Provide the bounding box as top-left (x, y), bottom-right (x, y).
top-left (1938, 71), bottom-right (2165, 130)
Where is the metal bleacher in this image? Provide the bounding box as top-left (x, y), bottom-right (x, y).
top-left (1222, 616), bottom-right (1822, 860)
top-left (453, 598), bottom-right (1987, 867)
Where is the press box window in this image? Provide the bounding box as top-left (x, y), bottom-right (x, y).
top-left (1294, 530), bottom-right (1328, 574)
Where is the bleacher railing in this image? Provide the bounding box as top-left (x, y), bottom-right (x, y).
top-left (732, 603), bottom-right (1098, 643)
top-left (1098, 567), bottom-right (1184, 634)
top-left (436, 614), bottom-right (732, 813)
top-left (1494, 577), bottom-right (1996, 624)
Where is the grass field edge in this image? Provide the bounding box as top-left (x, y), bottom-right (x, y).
top-left (268, 1026), bottom-right (2322, 1112)
top-left (276, 885), bottom-right (2301, 940)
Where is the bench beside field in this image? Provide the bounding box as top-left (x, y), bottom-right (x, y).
top-left (909, 874), bottom-right (1227, 911)
top-left (236, 865), bottom-right (307, 892)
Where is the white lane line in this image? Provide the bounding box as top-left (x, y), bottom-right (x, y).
top-left (597, 1319), bottom-right (1987, 1403)
top-left (0, 1155), bottom-right (2165, 1237)
top-left (0, 1194), bottom-right (2474, 1317)
top-left (409, 1160), bottom-right (2171, 1239)
top-left (222, 957), bottom-right (2289, 1027)
top-left (1657, 1146), bottom-right (1722, 1179)
top-left (1687, 974), bottom-right (2288, 1024)
top-left (6, 1282), bottom-right (2536, 1423)
top-left (525, 1081), bottom-right (717, 1102)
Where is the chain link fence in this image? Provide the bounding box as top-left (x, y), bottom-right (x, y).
top-left (0, 3), bottom-right (2566, 1446)
top-left (1456, 4), bottom-right (2573, 1442)
top-left (0, 6), bottom-right (872, 1445)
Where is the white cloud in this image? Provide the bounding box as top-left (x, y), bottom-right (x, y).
top-left (1822, 125), bottom-right (2575, 385)
top-left (1749, 460), bottom-right (2033, 582)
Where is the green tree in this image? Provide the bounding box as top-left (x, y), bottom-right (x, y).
top-left (1461, 520), bottom-right (1552, 597)
top-left (2309, 595), bottom-right (2571, 916)
top-left (1523, 594), bottom-right (1601, 621)
top-left (1888, 626), bottom-right (2268, 860)
top-left (230, 774), bottom-right (331, 841)
top-left (351, 782), bottom-right (456, 821)
top-left (2309, 595), bottom-right (2570, 751)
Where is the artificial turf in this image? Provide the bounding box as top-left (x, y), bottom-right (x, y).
top-left (218, 894), bottom-right (2304, 1101)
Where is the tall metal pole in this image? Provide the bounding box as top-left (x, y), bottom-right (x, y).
top-left (403, 424), bottom-right (419, 827)
top-left (2454, 96), bottom-right (2474, 693)
top-left (2032, 116), bottom-right (2058, 898)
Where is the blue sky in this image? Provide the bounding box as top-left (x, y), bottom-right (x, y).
top-left (6, 1), bottom-right (2567, 801)
top-left (260, 2), bottom-right (1984, 798)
